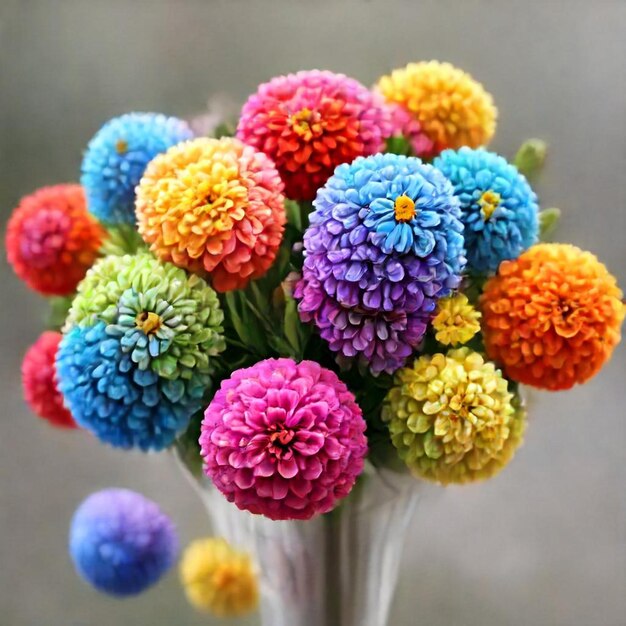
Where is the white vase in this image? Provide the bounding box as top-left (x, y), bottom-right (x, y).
top-left (176, 453), bottom-right (420, 626)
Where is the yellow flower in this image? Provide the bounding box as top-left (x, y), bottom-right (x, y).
top-left (382, 348), bottom-right (523, 484)
top-left (179, 537), bottom-right (258, 617)
top-left (377, 61), bottom-right (497, 155)
top-left (432, 294), bottom-right (481, 346)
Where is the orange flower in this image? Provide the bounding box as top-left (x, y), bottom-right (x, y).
top-left (480, 243), bottom-right (624, 390)
top-left (135, 138), bottom-right (286, 292)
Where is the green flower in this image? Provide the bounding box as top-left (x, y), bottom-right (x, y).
top-left (66, 253), bottom-right (225, 381)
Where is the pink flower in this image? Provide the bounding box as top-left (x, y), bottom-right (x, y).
top-left (236, 70), bottom-right (391, 201)
top-left (384, 101), bottom-right (435, 157)
top-left (200, 358), bottom-right (367, 520)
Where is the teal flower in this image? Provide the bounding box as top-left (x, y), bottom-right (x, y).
top-left (58, 253), bottom-right (225, 450)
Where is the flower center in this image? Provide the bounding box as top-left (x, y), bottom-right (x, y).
top-left (290, 108), bottom-right (322, 139)
top-left (115, 138), bottom-right (128, 154)
top-left (135, 311), bottom-right (162, 335)
top-left (393, 195), bottom-right (416, 222)
top-left (268, 426), bottom-right (296, 459)
top-left (212, 565), bottom-right (237, 590)
top-left (478, 190), bottom-right (501, 220)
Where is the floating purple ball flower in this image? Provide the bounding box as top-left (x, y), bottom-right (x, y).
top-left (295, 153), bottom-right (465, 375)
top-left (199, 358), bottom-right (368, 521)
top-left (69, 489), bottom-right (178, 597)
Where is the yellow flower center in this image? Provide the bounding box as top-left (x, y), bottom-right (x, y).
top-left (394, 195), bottom-right (416, 222)
top-left (478, 190), bottom-right (501, 220)
top-left (135, 311), bottom-right (162, 335)
top-left (115, 138), bottom-right (128, 154)
top-left (290, 108), bottom-right (323, 139)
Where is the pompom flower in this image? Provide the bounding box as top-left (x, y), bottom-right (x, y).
top-left (5, 184), bottom-right (105, 296)
top-left (382, 348), bottom-right (518, 484)
top-left (384, 101), bottom-right (435, 157)
top-left (200, 358), bottom-right (368, 520)
top-left (69, 489), bottom-right (178, 596)
top-left (57, 253), bottom-right (224, 450)
top-left (377, 61), bottom-right (497, 156)
top-left (136, 137), bottom-right (286, 292)
top-left (480, 243), bottom-right (624, 390)
top-left (432, 294), bottom-right (481, 346)
top-left (236, 70), bottom-right (391, 200)
top-left (180, 537), bottom-right (258, 617)
top-left (81, 113), bottom-right (193, 224)
top-left (434, 148), bottom-right (539, 273)
top-left (296, 153), bottom-right (465, 374)
top-left (21, 331), bottom-right (76, 429)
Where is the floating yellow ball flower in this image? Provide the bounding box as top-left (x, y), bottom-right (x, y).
top-left (377, 61), bottom-right (497, 156)
top-left (179, 537), bottom-right (258, 617)
top-left (382, 348), bottom-right (520, 485)
top-left (432, 294), bottom-right (481, 346)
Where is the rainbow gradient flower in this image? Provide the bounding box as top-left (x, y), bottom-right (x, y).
top-left (200, 358), bottom-right (368, 520)
top-left (480, 244), bottom-right (624, 390)
top-left (21, 331), bottom-right (76, 429)
top-left (296, 153), bottom-right (465, 374)
top-left (81, 113), bottom-right (193, 224)
top-left (136, 137), bottom-right (286, 292)
top-left (58, 253), bottom-right (224, 450)
top-left (434, 148), bottom-right (539, 273)
top-left (6, 185), bottom-right (105, 296)
top-left (377, 61), bottom-right (497, 157)
top-left (382, 348), bottom-right (520, 484)
top-left (431, 294), bottom-right (481, 346)
top-left (180, 537), bottom-right (258, 617)
top-left (236, 70), bottom-right (391, 200)
top-left (69, 489), bottom-right (178, 596)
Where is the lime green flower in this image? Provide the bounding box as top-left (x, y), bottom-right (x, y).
top-left (66, 253), bottom-right (225, 381)
top-left (431, 293), bottom-right (481, 346)
top-left (382, 348), bottom-right (522, 484)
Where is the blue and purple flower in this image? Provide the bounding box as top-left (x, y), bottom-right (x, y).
top-left (296, 153), bottom-right (465, 374)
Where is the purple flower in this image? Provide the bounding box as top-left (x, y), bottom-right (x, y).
top-left (296, 153), bottom-right (465, 374)
top-left (199, 358), bottom-right (367, 521)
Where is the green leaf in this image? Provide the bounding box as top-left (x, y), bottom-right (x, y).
top-left (213, 121), bottom-right (236, 138)
top-left (385, 135), bottom-right (412, 156)
top-left (538, 207), bottom-right (561, 241)
top-left (285, 199), bottom-right (302, 232)
top-left (513, 138), bottom-right (547, 179)
top-left (283, 296), bottom-right (301, 356)
top-left (100, 223), bottom-right (146, 256)
top-left (46, 295), bottom-right (74, 331)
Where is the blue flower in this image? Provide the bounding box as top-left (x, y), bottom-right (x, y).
top-left (69, 488), bottom-right (178, 596)
top-left (81, 113), bottom-right (193, 224)
top-left (296, 153), bottom-right (466, 375)
top-left (56, 322), bottom-right (208, 451)
top-left (434, 147), bottom-right (539, 274)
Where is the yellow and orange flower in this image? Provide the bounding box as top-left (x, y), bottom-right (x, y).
top-left (377, 61), bottom-right (497, 156)
top-left (179, 537), bottom-right (258, 617)
top-left (135, 137), bottom-right (286, 292)
top-left (480, 243), bottom-right (624, 390)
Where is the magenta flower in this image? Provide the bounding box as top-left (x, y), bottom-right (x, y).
top-left (199, 358), bottom-right (368, 520)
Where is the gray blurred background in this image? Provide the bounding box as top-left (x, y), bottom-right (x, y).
top-left (1, 1), bottom-right (625, 625)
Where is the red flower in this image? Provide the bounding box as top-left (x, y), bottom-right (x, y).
top-left (6, 184), bottom-right (105, 296)
top-left (22, 331), bottom-right (76, 429)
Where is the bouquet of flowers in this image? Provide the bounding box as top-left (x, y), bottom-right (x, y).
top-left (8, 62), bottom-right (623, 625)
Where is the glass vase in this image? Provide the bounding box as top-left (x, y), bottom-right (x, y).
top-left (175, 453), bottom-right (420, 626)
